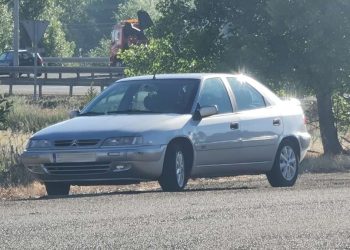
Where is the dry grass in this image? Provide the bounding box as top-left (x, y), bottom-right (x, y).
top-left (0, 131), bottom-right (33, 186)
top-left (301, 130), bottom-right (350, 173)
top-left (301, 153), bottom-right (350, 173)
top-left (0, 182), bottom-right (46, 200)
top-left (7, 96), bottom-right (69, 133)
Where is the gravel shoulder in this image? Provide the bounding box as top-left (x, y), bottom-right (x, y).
top-left (1, 173), bottom-right (350, 249)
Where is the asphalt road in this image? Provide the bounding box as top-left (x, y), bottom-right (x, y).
top-left (1, 173), bottom-right (350, 249)
top-left (0, 74), bottom-right (108, 95)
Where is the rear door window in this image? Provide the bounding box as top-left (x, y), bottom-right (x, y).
top-left (227, 77), bottom-right (266, 111)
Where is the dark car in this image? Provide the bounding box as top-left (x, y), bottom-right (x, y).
top-left (0, 50), bottom-right (43, 76)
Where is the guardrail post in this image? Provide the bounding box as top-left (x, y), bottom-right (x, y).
top-left (39, 84), bottom-right (42, 98)
top-left (9, 73), bottom-right (14, 95)
top-left (69, 84), bottom-right (73, 97)
top-left (9, 84), bottom-right (13, 95)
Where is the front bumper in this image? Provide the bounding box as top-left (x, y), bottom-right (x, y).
top-left (21, 145), bottom-right (167, 184)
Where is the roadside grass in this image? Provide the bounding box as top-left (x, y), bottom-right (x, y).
top-left (301, 153), bottom-right (350, 173)
top-left (0, 96), bottom-right (81, 188)
top-left (0, 130), bottom-right (33, 187)
top-left (6, 96), bottom-right (77, 133)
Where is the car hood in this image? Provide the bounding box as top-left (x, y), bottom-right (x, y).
top-left (32, 114), bottom-right (192, 140)
top-left (0, 60), bottom-right (10, 66)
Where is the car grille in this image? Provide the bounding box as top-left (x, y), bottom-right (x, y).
top-left (54, 139), bottom-right (100, 147)
top-left (44, 162), bottom-right (110, 175)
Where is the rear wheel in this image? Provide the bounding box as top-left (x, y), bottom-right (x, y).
top-left (159, 144), bottom-right (189, 192)
top-left (267, 140), bottom-right (299, 187)
top-left (44, 182), bottom-right (70, 196)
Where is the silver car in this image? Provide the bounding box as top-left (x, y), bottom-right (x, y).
top-left (21, 73), bottom-right (311, 196)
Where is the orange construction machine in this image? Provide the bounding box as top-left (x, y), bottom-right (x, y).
top-left (110, 10), bottom-right (153, 66)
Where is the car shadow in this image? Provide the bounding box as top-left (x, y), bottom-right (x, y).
top-left (28, 185), bottom-right (259, 201)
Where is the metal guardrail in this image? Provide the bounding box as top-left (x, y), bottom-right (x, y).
top-left (42, 57), bottom-right (110, 65)
top-left (0, 66), bottom-right (125, 97)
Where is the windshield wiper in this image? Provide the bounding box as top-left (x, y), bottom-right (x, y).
top-left (78, 111), bottom-right (105, 116)
top-left (107, 109), bottom-right (162, 114)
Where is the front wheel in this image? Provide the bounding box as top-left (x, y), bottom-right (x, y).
top-left (159, 144), bottom-right (189, 192)
top-left (266, 141), bottom-right (299, 187)
top-left (44, 182), bottom-right (70, 196)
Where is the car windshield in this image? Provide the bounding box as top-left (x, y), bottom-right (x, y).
top-left (82, 79), bottom-right (200, 115)
top-left (0, 53), bottom-right (8, 60)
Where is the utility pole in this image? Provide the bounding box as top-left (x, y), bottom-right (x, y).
top-left (11, 0), bottom-right (20, 96)
top-left (13, 0), bottom-right (19, 67)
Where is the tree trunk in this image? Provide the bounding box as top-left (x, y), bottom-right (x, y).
top-left (315, 90), bottom-right (343, 155)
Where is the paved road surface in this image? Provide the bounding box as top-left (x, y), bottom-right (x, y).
top-left (1, 173), bottom-right (350, 249)
top-left (0, 84), bottom-right (101, 96)
top-left (0, 74), bottom-right (113, 95)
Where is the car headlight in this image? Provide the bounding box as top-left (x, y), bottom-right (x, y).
top-left (27, 139), bottom-right (52, 149)
top-left (102, 136), bottom-right (143, 147)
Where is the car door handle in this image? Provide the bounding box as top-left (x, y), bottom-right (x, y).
top-left (273, 118), bottom-right (281, 126)
top-left (230, 122), bottom-right (239, 130)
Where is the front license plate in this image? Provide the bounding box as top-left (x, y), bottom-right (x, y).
top-left (55, 153), bottom-right (96, 163)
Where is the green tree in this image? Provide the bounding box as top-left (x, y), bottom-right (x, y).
top-left (267, 0), bottom-right (350, 154)
top-left (42, 16), bottom-right (75, 57)
top-left (18, 0), bottom-right (75, 56)
top-left (88, 37), bottom-right (110, 57)
top-left (126, 0), bottom-right (350, 155)
top-left (119, 37), bottom-right (214, 76)
top-left (0, 3), bottom-right (13, 52)
top-left (62, 0), bottom-right (121, 54)
top-left (116, 0), bottom-right (161, 22)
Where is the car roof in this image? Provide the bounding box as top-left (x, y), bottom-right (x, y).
top-left (116, 73), bottom-right (282, 105)
top-left (117, 73), bottom-right (241, 82)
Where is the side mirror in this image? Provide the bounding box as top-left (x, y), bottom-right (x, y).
top-left (193, 106), bottom-right (218, 120)
top-left (69, 110), bottom-right (80, 119)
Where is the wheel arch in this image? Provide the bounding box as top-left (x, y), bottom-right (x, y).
top-left (279, 135), bottom-right (301, 161)
top-left (166, 137), bottom-right (195, 175)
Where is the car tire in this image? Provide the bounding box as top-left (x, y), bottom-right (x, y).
top-left (159, 143), bottom-right (189, 192)
top-left (266, 140), bottom-right (299, 187)
top-left (44, 182), bottom-right (70, 196)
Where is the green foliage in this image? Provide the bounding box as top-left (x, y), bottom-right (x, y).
top-left (6, 96), bottom-right (73, 133)
top-left (83, 84), bottom-right (99, 105)
top-left (0, 95), bottom-right (12, 130)
top-left (18, 0), bottom-right (75, 57)
top-left (0, 4), bottom-right (12, 52)
top-left (333, 93), bottom-right (350, 134)
top-left (63, 0), bottom-right (121, 54)
top-left (116, 0), bottom-right (161, 22)
top-left (119, 38), bottom-right (215, 76)
top-left (267, 0), bottom-right (350, 92)
top-left (42, 17), bottom-right (75, 57)
top-left (88, 37), bottom-right (111, 57)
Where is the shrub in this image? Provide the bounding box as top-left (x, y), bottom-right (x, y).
top-left (0, 94), bottom-right (12, 130)
top-left (0, 131), bottom-right (33, 187)
top-left (82, 83), bottom-right (98, 106)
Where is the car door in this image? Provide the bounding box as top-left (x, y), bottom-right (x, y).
top-left (226, 77), bottom-right (283, 169)
top-left (191, 77), bottom-right (242, 177)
